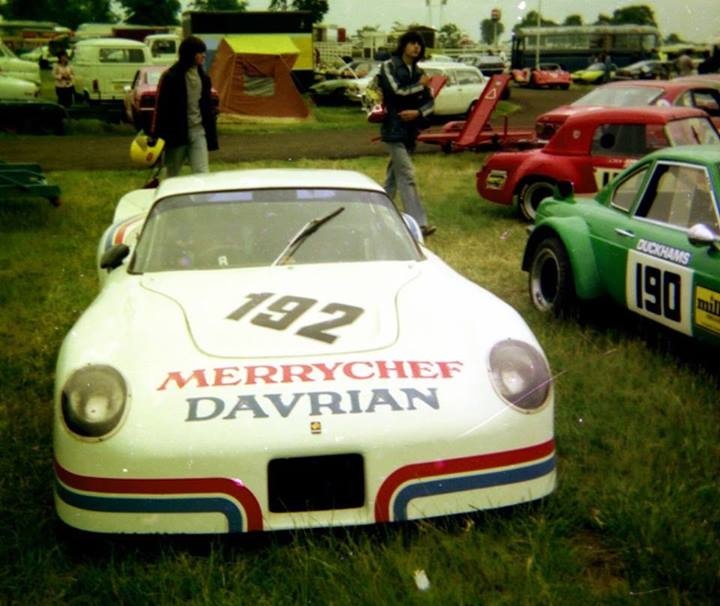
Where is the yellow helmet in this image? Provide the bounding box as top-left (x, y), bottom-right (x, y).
top-left (130, 133), bottom-right (165, 167)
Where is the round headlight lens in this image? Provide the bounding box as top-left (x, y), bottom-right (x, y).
top-left (488, 340), bottom-right (552, 411)
top-left (61, 365), bottom-right (127, 437)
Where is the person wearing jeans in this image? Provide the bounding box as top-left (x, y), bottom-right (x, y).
top-left (378, 30), bottom-right (436, 237)
top-left (151, 36), bottom-right (218, 178)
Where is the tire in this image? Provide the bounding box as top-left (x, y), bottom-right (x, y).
top-left (529, 236), bottom-right (574, 315)
top-left (518, 179), bottom-right (556, 222)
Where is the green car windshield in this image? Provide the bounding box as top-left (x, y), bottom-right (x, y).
top-left (130, 188), bottom-right (423, 273)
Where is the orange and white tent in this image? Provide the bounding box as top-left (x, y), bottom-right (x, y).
top-left (209, 35), bottom-right (309, 118)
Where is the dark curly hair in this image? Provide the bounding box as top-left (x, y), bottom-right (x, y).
top-left (393, 30), bottom-right (426, 61)
top-left (178, 35), bottom-right (207, 69)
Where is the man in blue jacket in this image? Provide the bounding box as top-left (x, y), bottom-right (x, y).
top-left (378, 30), bottom-right (436, 237)
top-left (151, 36), bottom-right (218, 177)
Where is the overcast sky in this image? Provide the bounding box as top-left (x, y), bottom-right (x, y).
top-left (241, 0), bottom-right (720, 44)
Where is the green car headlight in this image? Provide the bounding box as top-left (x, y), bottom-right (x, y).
top-left (488, 340), bottom-right (552, 411)
top-left (61, 365), bottom-right (127, 437)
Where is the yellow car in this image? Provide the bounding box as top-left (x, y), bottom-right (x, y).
top-left (571, 62), bottom-right (615, 84)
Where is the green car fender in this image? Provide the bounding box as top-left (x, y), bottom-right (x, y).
top-left (523, 217), bottom-right (605, 300)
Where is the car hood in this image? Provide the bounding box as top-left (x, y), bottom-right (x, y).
top-left (138, 262), bottom-right (423, 358)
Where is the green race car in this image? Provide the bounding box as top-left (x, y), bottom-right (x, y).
top-left (523, 145), bottom-right (720, 345)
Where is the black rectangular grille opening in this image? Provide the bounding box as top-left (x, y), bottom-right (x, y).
top-left (268, 453), bottom-right (365, 513)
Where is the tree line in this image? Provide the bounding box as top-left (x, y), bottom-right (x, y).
top-left (0, 0), bottom-right (329, 30)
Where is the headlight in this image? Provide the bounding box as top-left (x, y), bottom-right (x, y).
top-left (488, 340), bottom-right (552, 411)
top-left (61, 365), bottom-right (127, 437)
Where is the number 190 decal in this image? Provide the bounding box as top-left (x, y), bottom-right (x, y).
top-left (626, 251), bottom-right (692, 335)
top-left (226, 292), bottom-right (364, 343)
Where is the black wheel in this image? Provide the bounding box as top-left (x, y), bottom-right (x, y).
top-left (529, 236), bottom-right (574, 315)
top-left (518, 179), bottom-right (555, 222)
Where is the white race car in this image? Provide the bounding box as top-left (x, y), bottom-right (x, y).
top-left (54, 169), bottom-right (556, 534)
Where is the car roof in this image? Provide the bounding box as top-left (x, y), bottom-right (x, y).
top-left (75, 37), bottom-right (148, 48)
top-left (155, 169), bottom-right (386, 200)
top-left (544, 107), bottom-right (710, 154)
top-left (562, 105), bottom-right (707, 125)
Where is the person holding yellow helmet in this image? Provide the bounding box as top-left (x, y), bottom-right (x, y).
top-left (148, 35), bottom-right (218, 178)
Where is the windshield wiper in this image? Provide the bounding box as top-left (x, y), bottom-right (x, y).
top-left (272, 206), bottom-right (345, 266)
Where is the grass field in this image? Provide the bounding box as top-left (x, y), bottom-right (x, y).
top-left (1, 152), bottom-right (719, 605)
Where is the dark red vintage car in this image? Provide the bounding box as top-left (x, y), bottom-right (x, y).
top-left (476, 106), bottom-right (720, 220)
top-left (123, 65), bottom-right (219, 133)
top-left (535, 78), bottom-right (720, 140)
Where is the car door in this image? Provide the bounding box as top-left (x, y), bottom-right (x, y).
top-left (674, 88), bottom-right (720, 129)
top-left (616, 161), bottom-right (719, 337)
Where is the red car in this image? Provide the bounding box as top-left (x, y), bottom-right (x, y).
top-left (123, 66), bottom-right (168, 132)
top-left (511, 63), bottom-right (571, 89)
top-left (123, 65), bottom-right (219, 132)
top-left (535, 78), bottom-right (720, 140)
top-left (476, 106), bottom-right (720, 220)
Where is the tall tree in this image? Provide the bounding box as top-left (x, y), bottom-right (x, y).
top-left (190, 0), bottom-right (248, 10)
top-left (0, 0), bottom-right (116, 30)
top-left (438, 23), bottom-right (463, 48)
top-left (480, 18), bottom-right (504, 46)
top-left (610, 5), bottom-right (657, 26)
top-left (119, 0), bottom-right (181, 25)
top-left (268, 0), bottom-right (328, 24)
top-left (563, 14), bottom-right (583, 26)
top-left (514, 11), bottom-right (556, 31)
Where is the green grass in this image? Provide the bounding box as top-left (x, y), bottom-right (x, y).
top-left (1, 154), bottom-right (719, 604)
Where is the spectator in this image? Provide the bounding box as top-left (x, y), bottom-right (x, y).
top-left (52, 50), bottom-right (74, 108)
top-left (150, 36), bottom-right (218, 178)
top-left (377, 30), bottom-right (436, 237)
top-left (675, 53), bottom-right (694, 76)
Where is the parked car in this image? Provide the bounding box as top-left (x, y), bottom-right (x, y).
top-left (613, 59), bottom-right (671, 81)
top-left (122, 65), bottom-right (167, 131)
top-left (53, 168), bottom-right (556, 534)
top-left (310, 60), bottom-right (379, 105)
top-left (535, 78), bottom-right (720, 140)
top-left (72, 38), bottom-right (153, 104)
top-left (511, 63), bottom-right (571, 89)
top-left (0, 41), bottom-right (41, 84)
top-left (0, 73), bottom-right (39, 100)
top-left (456, 54), bottom-right (506, 75)
top-left (523, 145), bottom-right (720, 347)
top-left (356, 61), bottom-right (489, 116)
top-left (19, 45), bottom-right (58, 70)
top-left (144, 34), bottom-right (180, 65)
top-left (571, 61), bottom-right (615, 84)
top-left (477, 106), bottom-right (720, 220)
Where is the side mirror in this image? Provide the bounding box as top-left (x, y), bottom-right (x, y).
top-left (688, 223), bottom-right (720, 250)
top-left (100, 243), bottom-right (130, 270)
top-left (402, 213), bottom-right (424, 244)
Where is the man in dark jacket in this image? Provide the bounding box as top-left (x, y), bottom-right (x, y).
top-left (151, 36), bottom-right (218, 177)
top-left (378, 30), bottom-right (436, 237)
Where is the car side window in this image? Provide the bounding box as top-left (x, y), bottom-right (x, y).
top-left (455, 69), bottom-right (482, 85)
top-left (611, 165), bottom-right (649, 212)
top-left (635, 163), bottom-right (719, 231)
top-left (591, 123), bottom-right (647, 156)
top-left (692, 90), bottom-right (720, 117)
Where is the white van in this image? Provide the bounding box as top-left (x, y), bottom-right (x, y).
top-left (72, 38), bottom-right (153, 103)
top-left (144, 34), bottom-right (180, 65)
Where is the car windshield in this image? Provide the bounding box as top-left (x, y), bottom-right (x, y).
top-left (572, 85), bottom-right (663, 107)
top-left (665, 117), bottom-right (720, 145)
top-left (131, 188), bottom-right (423, 272)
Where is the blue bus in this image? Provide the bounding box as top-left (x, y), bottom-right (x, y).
top-left (511, 24), bottom-right (662, 72)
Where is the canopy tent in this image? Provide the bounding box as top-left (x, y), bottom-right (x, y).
top-left (208, 35), bottom-right (309, 118)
